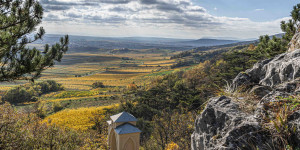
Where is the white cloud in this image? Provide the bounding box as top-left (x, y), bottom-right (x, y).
top-left (254, 8), bottom-right (265, 11)
top-left (40, 0), bottom-right (288, 39)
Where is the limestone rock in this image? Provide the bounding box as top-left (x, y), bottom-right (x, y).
top-left (249, 85), bottom-right (272, 98)
top-left (191, 96), bottom-right (272, 150)
top-left (232, 49), bottom-right (300, 89)
top-left (288, 32), bottom-right (300, 52)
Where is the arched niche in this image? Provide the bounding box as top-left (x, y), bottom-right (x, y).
top-left (123, 137), bottom-right (136, 150)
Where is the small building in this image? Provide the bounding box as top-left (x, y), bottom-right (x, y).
top-left (107, 112), bottom-right (141, 150)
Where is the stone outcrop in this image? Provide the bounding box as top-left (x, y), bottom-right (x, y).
top-left (289, 32), bottom-right (300, 52)
top-left (232, 49), bottom-right (300, 89)
top-left (192, 49), bottom-right (300, 150)
top-left (191, 96), bottom-right (271, 150)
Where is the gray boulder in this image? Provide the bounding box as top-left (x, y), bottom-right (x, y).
top-left (191, 96), bottom-right (271, 150)
top-left (249, 85), bottom-right (272, 98)
top-left (232, 49), bottom-right (300, 90)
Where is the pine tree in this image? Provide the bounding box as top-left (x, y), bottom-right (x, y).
top-left (0, 0), bottom-right (68, 82)
top-left (281, 4), bottom-right (300, 42)
top-left (254, 4), bottom-right (300, 57)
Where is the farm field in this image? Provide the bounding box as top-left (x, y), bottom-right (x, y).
top-left (0, 42), bottom-right (229, 135)
top-left (0, 49), bottom-right (187, 130)
top-left (44, 104), bottom-right (119, 130)
top-left (0, 52), bottom-right (177, 91)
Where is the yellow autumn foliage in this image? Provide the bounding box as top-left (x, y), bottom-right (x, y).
top-left (44, 104), bottom-right (119, 131)
top-left (165, 142), bottom-right (179, 150)
top-left (45, 95), bottom-right (111, 103)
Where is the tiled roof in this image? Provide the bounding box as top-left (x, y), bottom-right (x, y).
top-left (110, 112), bottom-right (137, 123)
top-left (114, 123), bottom-right (141, 135)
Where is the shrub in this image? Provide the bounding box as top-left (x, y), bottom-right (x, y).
top-left (37, 80), bottom-right (64, 94)
top-left (92, 81), bottom-right (105, 88)
top-left (33, 101), bottom-right (47, 119)
top-left (127, 82), bottom-right (137, 91)
top-left (52, 102), bottom-right (64, 113)
top-left (2, 80), bottom-right (63, 104)
top-left (2, 87), bottom-right (36, 104)
top-left (263, 96), bottom-right (300, 149)
top-left (0, 103), bottom-right (84, 149)
top-left (166, 142), bottom-right (179, 150)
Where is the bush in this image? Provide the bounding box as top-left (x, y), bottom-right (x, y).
top-left (37, 80), bottom-right (64, 94)
top-left (2, 80), bottom-right (64, 104)
top-left (92, 81), bottom-right (105, 88)
top-left (127, 83), bottom-right (137, 91)
top-left (0, 103), bottom-right (84, 149)
top-left (33, 101), bottom-right (47, 119)
top-left (52, 102), bottom-right (64, 113)
top-left (2, 87), bottom-right (36, 104)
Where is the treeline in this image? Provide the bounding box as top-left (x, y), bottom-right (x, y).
top-left (170, 51), bottom-right (192, 59)
top-left (2, 80), bottom-right (63, 104)
top-left (170, 45), bottom-right (241, 69)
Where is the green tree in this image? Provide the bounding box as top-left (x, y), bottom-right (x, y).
top-left (143, 110), bottom-right (195, 150)
top-left (2, 80), bottom-right (63, 104)
top-left (37, 80), bottom-right (64, 94)
top-left (253, 3), bottom-right (300, 58)
top-left (2, 86), bottom-right (36, 104)
top-left (281, 4), bottom-right (300, 42)
top-left (0, 0), bottom-right (68, 82)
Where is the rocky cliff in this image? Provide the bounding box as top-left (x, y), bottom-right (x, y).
top-left (191, 49), bottom-right (300, 150)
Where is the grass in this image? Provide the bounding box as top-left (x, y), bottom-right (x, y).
top-left (261, 96), bottom-right (300, 149)
top-left (54, 90), bottom-right (100, 98)
top-left (44, 104), bottom-right (119, 130)
top-left (146, 70), bottom-right (175, 76)
top-left (44, 95), bottom-right (111, 103)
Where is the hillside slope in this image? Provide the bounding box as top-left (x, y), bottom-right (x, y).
top-left (191, 49), bottom-right (300, 149)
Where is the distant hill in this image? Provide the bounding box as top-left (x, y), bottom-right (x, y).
top-left (31, 34), bottom-right (285, 53)
top-left (176, 38), bottom-right (240, 47)
top-left (30, 34), bottom-right (285, 54)
top-left (271, 33), bottom-right (284, 38)
top-left (30, 34), bottom-right (283, 54)
top-left (192, 33), bottom-right (285, 52)
top-left (32, 34), bottom-right (194, 52)
top-left (192, 40), bottom-right (257, 52)
top-left (30, 34), bottom-right (247, 53)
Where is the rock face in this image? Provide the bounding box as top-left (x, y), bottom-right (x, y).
top-left (232, 49), bottom-right (300, 89)
top-left (289, 32), bottom-right (300, 52)
top-left (191, 96), bottom-right (271, 150)
top-left (231, 49), bottom-right (300, 104)
top-left (192, 49), bottom-right (300, 150)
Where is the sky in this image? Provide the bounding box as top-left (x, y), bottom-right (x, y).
top-left (40, 0), bottom-right (299, 40)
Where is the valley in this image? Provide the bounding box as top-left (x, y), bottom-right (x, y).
top-left (0, 35), bottom-right (249, 133)
top-left (1, 1), bottom-right (300, 149)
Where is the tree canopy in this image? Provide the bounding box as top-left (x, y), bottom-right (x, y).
top-left (0, 0), bottom-right (68, 82)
